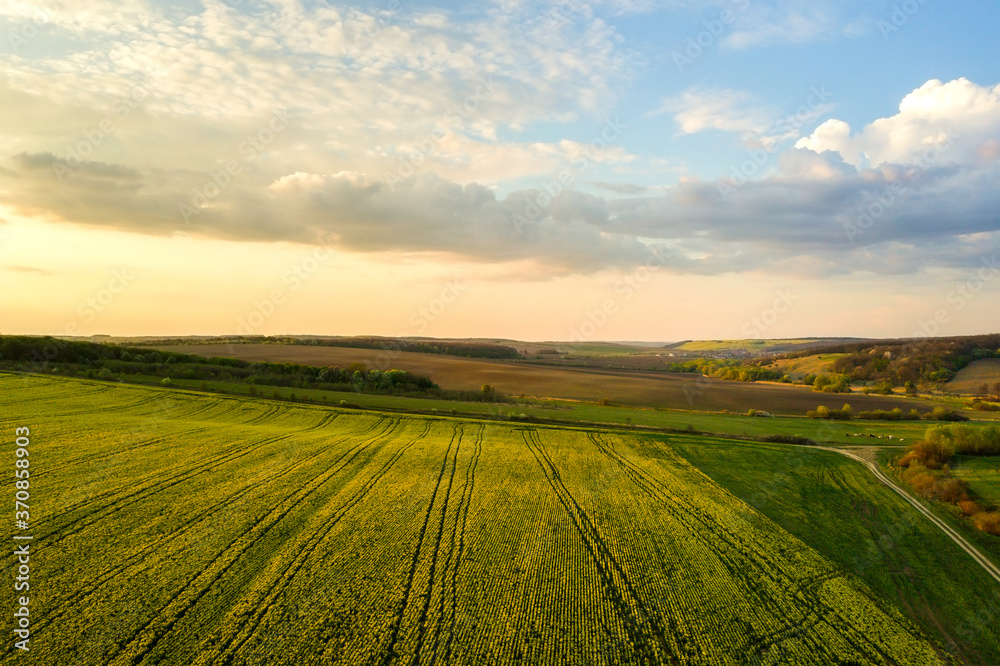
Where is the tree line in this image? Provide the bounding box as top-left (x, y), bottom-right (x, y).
top-left (897, 424), bottom-right (1000, 536)
top-left (0, 336), bottom-right (510, 402)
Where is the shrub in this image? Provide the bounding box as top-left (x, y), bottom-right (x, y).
top-left (923, 406), bottom-right (968, 422)
top-left (760, 434), bottom-right (816, 445)
top-left (972, 512), bottom-right (1000, 536)
top-left (958, 500), bottom-right (981, 517)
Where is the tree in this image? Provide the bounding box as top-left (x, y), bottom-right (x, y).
top-left (98, 368), bottom-right (114, 381)
top-left (481, 384), bottom-right (495, 396)
top-left (161, 377), bottom-right (172, 386)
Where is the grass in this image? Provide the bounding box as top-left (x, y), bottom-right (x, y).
top-left (947, 358), bottom-right (1000, 394)
top-left (0, 373), bottom-right (956, 665)
top-left (952, 455), bottom-right (1000, 506)
top-left (670, 436), bottom-right (1000, 666)
top-left (119, 372), bottom-right (954, 443)
top-left (765, 353), bottom-right (847, 379)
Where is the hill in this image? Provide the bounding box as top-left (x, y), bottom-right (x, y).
top-left (158, 343), bottom-right (951, 416)
top-left (947, 358), bottom-right (1000, 395)
top-left (0, 373), bottom-right (966, 665)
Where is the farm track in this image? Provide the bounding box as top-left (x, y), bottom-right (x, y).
top-left (9, 423), bottom-right (374, 651)
top-left (437, 424), bottom-right (484, 665)
top-left (33, 432), bottom-right (296, 551)
top-left (378, 426), bottom-right (460, 666)
top-left (523, 430), bottom-right (673, 666)
top-left (1, 375), bottom-right (960, 666)
top-left (589, 434), bottom-right (905, 664)
top-left (410, 423), bottom-right (464, 666)
top-left (817, 447), bottom-right (1000, 586)
top-left (106, 419), bottom-right (403, 666)
top-left (203, 421), bottom-right (432, 665)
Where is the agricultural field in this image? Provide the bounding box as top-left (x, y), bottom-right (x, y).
top-left (134, 372), bottom-right (938, 443)
top-left (671, 438), bottom-right (1000, 665)
top-left (0, 373), bottom-right (964, 665)
top-left (952, 456), bottom-right (1000, 506)
top-left (947, 359), bottom-right (1000, 394)
top-left (763, 354), bottom-right (846, 381)
top-left (156, 343), bottom-right (949, 416)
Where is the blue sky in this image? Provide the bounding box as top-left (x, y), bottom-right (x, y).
top-left (0, 0), bottom-right (998, 341)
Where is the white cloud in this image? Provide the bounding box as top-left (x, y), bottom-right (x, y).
top-left (796, 78), bottom-right (1000, 168)
top-left (724, 4), bottom-right (838, 50)
top-left (654, 88), bottom-right (772, 136)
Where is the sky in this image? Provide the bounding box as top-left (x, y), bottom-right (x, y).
top-left (0, 0), bottom-right (998, 342)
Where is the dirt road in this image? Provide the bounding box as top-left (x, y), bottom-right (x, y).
top-left (817, 446), bottom-right (1000, 585)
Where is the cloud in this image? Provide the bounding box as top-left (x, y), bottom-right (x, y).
top-left (590, 181), bottom-right (648, 194)
top-left (653, 88), bottom-right (773, 136)
top-left (654, 86), bottom-right (834, 151)
top-left (724, 4), bottom-right (839, 49)
top-left (4, 140), bottom-right (998, 281)
top-left (796, 78), bottom-right (1000, 168)
top-left (3, 265), bottom-right (55, 276)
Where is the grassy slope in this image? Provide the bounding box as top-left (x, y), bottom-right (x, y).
top-left (670, 436), bottom-right (1000, 666)
top-left (951, 456), bottom-right (1000, 506)
top-left (766, 353), bottom-right (846, 380)
top-left (946, 359), bottom-right (1000, 394)
top-left (0, 374), bottom-right (951, 665)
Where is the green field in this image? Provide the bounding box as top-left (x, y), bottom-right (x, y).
top-left (671, 438), bottom-right (1000, 665)
top-left (952, 456), bottom-right (1000, 506)
top-left (123, 372), bottom-right (947, 443)
top-left (0, 373), bottom-right (963, 665)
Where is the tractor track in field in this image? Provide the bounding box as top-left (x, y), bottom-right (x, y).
top-left (34, 432), bottom-right (296, 551)
top-left (816, 446), bottom-right (1000, 586)
top-left (524, 429), bottom-right (673, 666)
top-left (377, 425), bottom-right (460, 666)
top-left (244, 403), bottom-right (284, 425)
top-left (410, 424), bottom-right (465, 666)
top-left (591, 434), bottom-right (903, 664)
top-left (104, 419), bottom-right (403, 666)
top-left (213, 421), bottom-right (432, 665)
top-left (39, 416), bottom-right (387, 546)
top-left (437, 424), bottom-right (484, 666)
top-left (12, 424), bottom-right (374, 648)
top-left (34, 425), bottom-right (217, 478)
top-left (303, 411), bottom-right (341, 432)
